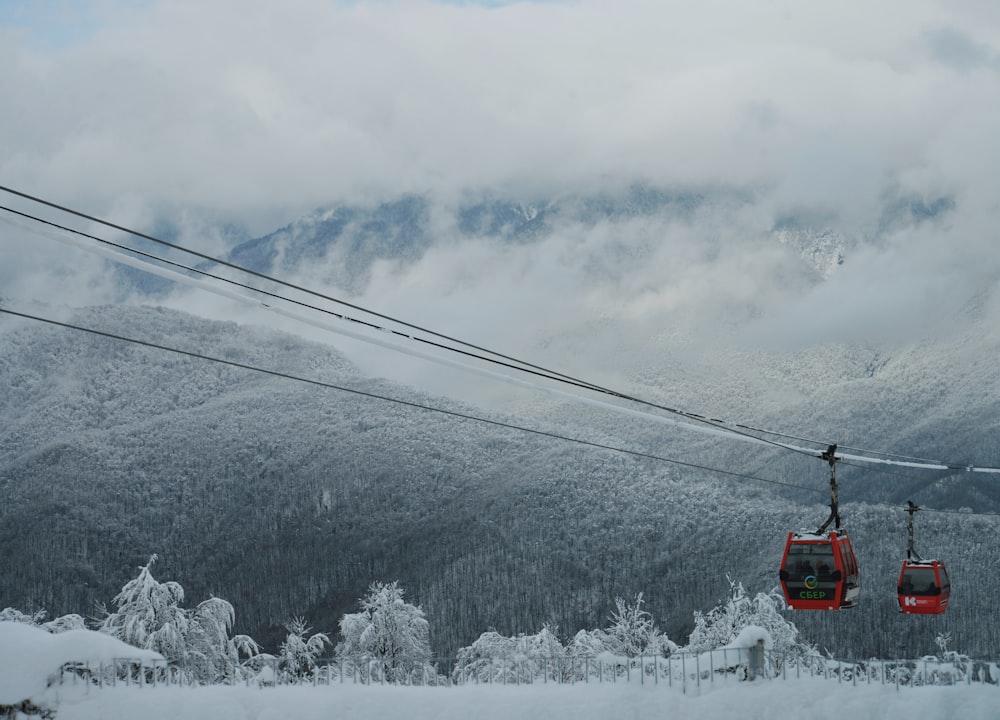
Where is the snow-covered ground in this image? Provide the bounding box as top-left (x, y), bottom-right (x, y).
top-left (4, 618), bottom-right (997, 719)
top-left (50, 680), bottom-right (997, 720)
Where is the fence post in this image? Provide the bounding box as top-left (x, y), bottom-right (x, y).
top-left (748, 640), bottom-right (765, 681)
top-left (681, 653), bottom-right (687, 695)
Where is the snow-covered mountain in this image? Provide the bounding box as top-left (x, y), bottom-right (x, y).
top-left (1, 299), bottom-right (998, 662)
top-left (2, 184), bottom-right (995, 662)
top-left (198, 185), bottom-right (955, 294)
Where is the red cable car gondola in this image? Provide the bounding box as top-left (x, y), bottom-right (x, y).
top-left (897, 502), bottom-right (950, 615)
top-left (778, 444), bottom-right (861, 610)
top-left (780, 529), bottom-right (860, 610)
top-left (898, 560), bottom-right (950, 614)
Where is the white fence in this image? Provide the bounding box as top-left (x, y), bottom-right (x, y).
top-left (56, 649), bottom-right (1000, 694)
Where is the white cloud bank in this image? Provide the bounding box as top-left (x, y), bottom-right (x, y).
top-left (1, 0), bottom-right (999, 370)
top-left (1, 0), bottom-right (996, 217)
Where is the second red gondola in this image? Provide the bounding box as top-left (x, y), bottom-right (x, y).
top-left (897, 559), bottom-right (950, 615)
top-left (897, 502), bottom-right (950, 615)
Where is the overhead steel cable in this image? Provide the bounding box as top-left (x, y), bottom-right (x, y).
top-left (4, 186), bottom-right (1000, 475)
top-left (0, 207), bottom-right (793, 453)
top-left (5, 306), bottom-right (996, 518)
top-left (0, 305), bottom-right (823, 495)
top-left (0, 203), bottom-right (679, 400)
top-left (1, 188), bottom-right (864, 464)
top-left (0, 186), bottom-right (831, 457)
top-left (0, 197), bottom-right (822, 461)
top-left (705, 420), bottom-right (957, 468)
top-left (0, 185), bottom-right (609, 392)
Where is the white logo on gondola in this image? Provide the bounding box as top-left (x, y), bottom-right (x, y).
top-left (904, 596), bottom-right (917, 606)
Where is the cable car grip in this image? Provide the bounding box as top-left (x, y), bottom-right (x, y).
top-left (816, 444), bottom-right (840, 534)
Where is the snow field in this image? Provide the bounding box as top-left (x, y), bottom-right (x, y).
top-left (52, 677), bottom-right (998, 720)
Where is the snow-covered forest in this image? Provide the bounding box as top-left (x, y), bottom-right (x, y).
top-left (1, 305), bottom-right (998, 664)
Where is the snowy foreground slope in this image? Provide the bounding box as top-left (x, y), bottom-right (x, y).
top-left (54, 681), bottom-right (996, 720)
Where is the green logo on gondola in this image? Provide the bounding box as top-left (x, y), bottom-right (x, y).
top-left (804, 575), bottom-right (818, 590)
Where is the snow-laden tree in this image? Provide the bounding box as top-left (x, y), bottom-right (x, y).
top-left (278, 617), bottom-right (330, 680)
top-left (100, 555), bottom-right (190, 660)
top-left (604, 593), bottom-right (677, 658)
top-left (98, 555), bottom-right (259, 683)
top-left (336, 581), bottom-right (432, 683)
top-left (185, 598), bottom-right (261, 684)
top-left (686, 578), bottom-right (813, 659)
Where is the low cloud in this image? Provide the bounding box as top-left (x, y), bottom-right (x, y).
top-left (2, 0), bottom-right (999, 379)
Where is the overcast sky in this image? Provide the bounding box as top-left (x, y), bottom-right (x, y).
top-left (1, 1), bottom-right (997, 217)
top-left (2, 0), bottom-right (999, 384)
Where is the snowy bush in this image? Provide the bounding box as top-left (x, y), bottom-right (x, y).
top-left (603, 593), bottom-right (677, 658)
top-left (454, 626), bottom-right (570, 683)
top-left (455, 594), bottom-right (678, 683)
top-left (686, 578), bottom-right (813, 662)
top-left (930, 632), bottom-right (971, 684)
top-left (566, 628), bottom-right (610, 658)
top-left (278, 617), bottom-right (330, 681)
top-left (0, 608), bottom-right (85, 633)
top-left (0, 608), bottom-right (47, 625)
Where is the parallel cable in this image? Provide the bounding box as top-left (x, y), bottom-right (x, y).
top-left (4, 305), bottom-right (997, 518)
top-left (0, 185), bottom-right (608, 391)
top-left (0, 209), bottom-right (797, 451)
top-left (0, 200), bottom-right (822, 460)
top-left (4, 186), bottom-right (999, 475)
top-left (0, 204), bottom-right (648, 393)
top-left (0, 186), bottom-right (843, 459)
top-left (0, 305), bottom-right (822, 495)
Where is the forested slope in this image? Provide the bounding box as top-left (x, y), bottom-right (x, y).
top-left (1, 305), bottom-right (997, 661)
